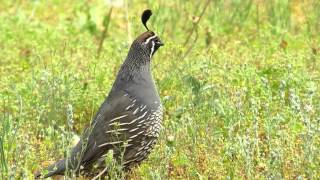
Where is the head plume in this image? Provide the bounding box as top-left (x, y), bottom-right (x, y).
top-left (141, 9), bottom-right (152, 31)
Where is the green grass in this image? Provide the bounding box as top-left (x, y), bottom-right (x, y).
top-left (1, 0), bottom-right (320, 179)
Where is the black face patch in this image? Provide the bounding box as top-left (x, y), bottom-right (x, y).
top-left (145, 36), bottom-right (163, 58)
top-left (134, 31), bottom-right (163, 58)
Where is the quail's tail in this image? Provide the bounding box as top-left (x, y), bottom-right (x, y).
top-left (44, 159), bottom-right (66, 178)
top-left (35, 159), bottom-right (66, 179)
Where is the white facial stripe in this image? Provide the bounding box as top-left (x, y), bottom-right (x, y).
top-left (150, 41), bottom-right (155, 58)
top-left (144, 35), bottom-right (157, 44)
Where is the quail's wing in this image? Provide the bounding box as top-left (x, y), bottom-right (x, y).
top-left (71, 90), bottom-right (152, 169)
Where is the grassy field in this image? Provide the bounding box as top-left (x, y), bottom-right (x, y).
top-left (1, 0), bottom-right (320, 179)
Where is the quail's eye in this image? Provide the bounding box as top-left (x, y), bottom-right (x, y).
top-left (154, 39), bottom-right (164, 46)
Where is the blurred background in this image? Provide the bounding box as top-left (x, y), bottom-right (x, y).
top-left (0, 0), bottom-right (319, 179)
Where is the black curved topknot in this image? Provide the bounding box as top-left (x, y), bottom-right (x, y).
top-left (141, 9), bottom-right (152, 31)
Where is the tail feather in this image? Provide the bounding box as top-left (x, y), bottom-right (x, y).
top-left (44, 159), bottom-right (66, 178)
top-left (34, 159), bottom-right (66, 179)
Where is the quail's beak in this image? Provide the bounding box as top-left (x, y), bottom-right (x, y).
top-left (156, 40), bottom-right (164, 46)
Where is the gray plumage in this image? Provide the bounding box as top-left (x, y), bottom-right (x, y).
top-left (36, 10), bottom-right (164, 179)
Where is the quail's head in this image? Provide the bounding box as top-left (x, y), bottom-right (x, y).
top-left (134, 9), bottom-right (164, 58)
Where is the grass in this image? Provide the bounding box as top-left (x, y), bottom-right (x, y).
top-left (1, 0), bottom-right (320, 179)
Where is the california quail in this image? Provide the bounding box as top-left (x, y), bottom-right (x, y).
top-left (37, 9), bottom-right (164, 178)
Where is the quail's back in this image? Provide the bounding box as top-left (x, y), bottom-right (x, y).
top-left (38, 9), bottom-right (164, 178)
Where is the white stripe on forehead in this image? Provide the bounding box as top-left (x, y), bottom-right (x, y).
top-left (144, 34), bottom-right (157, 44)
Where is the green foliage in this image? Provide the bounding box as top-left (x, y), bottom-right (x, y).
top-left (0, 0), bottom-right (320, 179)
